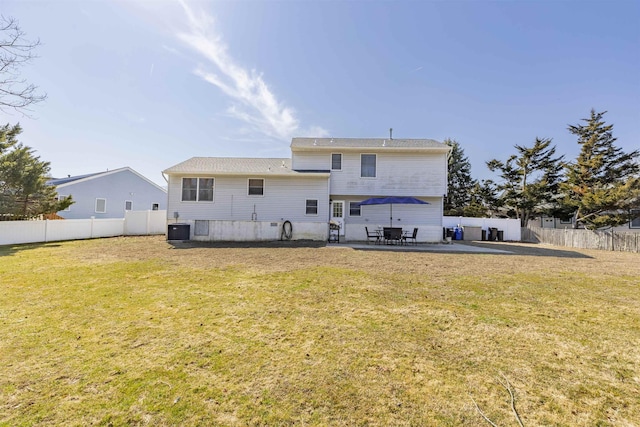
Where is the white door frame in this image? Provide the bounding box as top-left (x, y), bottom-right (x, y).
top-left (330, 200), bottom-right (346, 235)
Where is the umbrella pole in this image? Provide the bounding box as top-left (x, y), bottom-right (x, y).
top-left (390, 204), bottom-right (393, 227)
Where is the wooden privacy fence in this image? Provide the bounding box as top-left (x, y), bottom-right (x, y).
top-left (522, 226), bottom-right (640, 253)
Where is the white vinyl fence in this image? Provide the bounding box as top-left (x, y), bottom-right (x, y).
top-left (442, 216), bottom-right (522, 241)
top-left (0, 210), bottom-right (167, 246)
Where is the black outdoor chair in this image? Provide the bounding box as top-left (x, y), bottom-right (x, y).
top-left (365, 226), bottom-right (380, 245)
top-left (383, 227), bottom-right (403, 245)
top-left (403, 228), bottom-right (418, 245)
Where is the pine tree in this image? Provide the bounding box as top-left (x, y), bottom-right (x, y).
top-left (487, 137), bottom-right (565, 227)
top-left (444, 138), bottom-right (477, 216)
top-left (562, 110), bottom-right (640, 229)
top-left (0, 123), bottom-right (73, 218)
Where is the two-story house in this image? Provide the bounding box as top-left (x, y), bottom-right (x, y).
top-left (162, 137), bottom-right (450, 242)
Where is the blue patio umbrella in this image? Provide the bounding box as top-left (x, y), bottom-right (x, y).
top-left (358, 196), bottom-right (429, 227)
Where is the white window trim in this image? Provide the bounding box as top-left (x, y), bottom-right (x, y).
top-left (58, 195), bottom-right (71, 211)
top-left (305, 199), bottom-right (319, 216)
top-left (247, 178), bottom-right (265, 197)
top-left (95, 198), bottom-right (107, 213)
top-left (360, 153), bottom-right (377, 178)
top-left (181, 177), bottom-right (215, 203)
top-left (125, 200), bottom-right (133, 211)
top-left (331, 153), bottom-right (343, 171)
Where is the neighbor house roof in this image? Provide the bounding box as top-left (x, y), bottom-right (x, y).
top-left (163, 157), bottom-right (330, 177)
top-left (47, 167), bottom-right (167, 193)
top-left (290, 137), bottom-right (450, 152)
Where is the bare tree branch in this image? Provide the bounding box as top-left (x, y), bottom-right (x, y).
top-left (0, 15), bottom-right (47, 115)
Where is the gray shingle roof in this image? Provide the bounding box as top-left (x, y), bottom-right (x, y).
top-left (291, 137), bottom-right (448, 150)
top-left (163, 157), bottom-right (328, 176)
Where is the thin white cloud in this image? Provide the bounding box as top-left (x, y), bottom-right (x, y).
top-left (176, 0), bottom-right (327, 141)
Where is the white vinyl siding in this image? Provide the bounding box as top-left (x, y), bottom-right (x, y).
top-left (167, 175), bottom-right (329, 222)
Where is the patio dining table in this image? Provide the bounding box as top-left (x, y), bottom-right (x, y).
top-left (382, 227), bottom-right (405, 245)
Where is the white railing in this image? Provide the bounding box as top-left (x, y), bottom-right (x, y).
top-left (0, 210), bottom-right (167, 246)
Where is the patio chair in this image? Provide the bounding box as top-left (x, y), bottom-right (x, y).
top-left (403, 228), bottom-right (418, 245)
top-left (365, 226), bottom-right (380, 245)
top-left (384, 227), bottom-right (403, 245)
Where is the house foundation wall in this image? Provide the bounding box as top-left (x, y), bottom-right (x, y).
top-left (182, 220), bottom-right (328, 242)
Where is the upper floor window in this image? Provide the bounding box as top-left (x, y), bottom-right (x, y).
top-left (331, 153), bottom-right (342, 170)
top-left (182, 178), bottom-right (214, 202)
top-left (361, 154), bottom-right (376, 177)
top-left (125, 200), bottom-right (133, 211)
top-left (248, 178), bottom-right (264, 196)
top-left (152, 203), bottom-right (159, 211)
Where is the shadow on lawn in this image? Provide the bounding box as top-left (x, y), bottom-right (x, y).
top-left (0, 242), bottom-right (63, 256)
top-left (167, 239), bottom-right (327, 250)
top-left (351, 241), bottom-right (594, 258)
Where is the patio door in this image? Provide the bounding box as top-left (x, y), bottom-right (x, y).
top-left (330, 200), bottom-right (345, 235)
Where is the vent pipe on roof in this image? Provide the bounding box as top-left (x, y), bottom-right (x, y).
top-left (389, 128), bottom-right (393, 140)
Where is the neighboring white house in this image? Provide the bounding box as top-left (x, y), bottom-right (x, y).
top-left (533, 209), bottom-right (640, 232)
top-left (163, 138), bottom-right (451, 242)
top-left (48, 167), bottom-right (167, 219)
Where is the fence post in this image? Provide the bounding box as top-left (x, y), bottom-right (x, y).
top-left (90, 216), bottom-right (95, 238)
top-left (44, 219), bottom-right (49, 243)
top-left (146, 210), bottom-right (151, 235)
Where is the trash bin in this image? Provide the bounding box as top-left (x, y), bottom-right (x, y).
top-left (453, 226), bottom-right (464, 241)
top-left (168, 223), bottom-right (190, 240)
top-left (444, 227), bottom-right (454, 239)
top-left (497, 230), bottom-right (504, 241)
top-left (488, 227), bottom-right (498, 241)
top-left (481, 229), bottom-right (487, 241)
top-left (328, 222), bottom-right (340, 243)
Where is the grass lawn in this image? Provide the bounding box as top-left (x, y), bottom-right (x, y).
top-left (1, 236), bottom-right (639, 426)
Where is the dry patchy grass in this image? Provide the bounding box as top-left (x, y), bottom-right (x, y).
top-left (1, 236), bottom-right (639, 426)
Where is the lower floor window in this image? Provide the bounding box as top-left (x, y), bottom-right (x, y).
top-left (306, 199), bottom-right (318, 215)
top-left (349, 202), bottom-right (361, 216)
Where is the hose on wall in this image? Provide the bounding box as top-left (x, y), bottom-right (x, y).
top-left (281, 220), bottom-right (293, 240)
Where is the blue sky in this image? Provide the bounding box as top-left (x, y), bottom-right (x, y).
top-left (2, 0), bottom-right (639, 186)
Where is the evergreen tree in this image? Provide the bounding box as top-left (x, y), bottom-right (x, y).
top-left (465, 179), bottom-right (501, 217)
top-left (0, 123), bottom-right (72, 218)
top-left (562, 110), bottom-right (640, 229)
top-left (487, 137), bottom-right (565, 227)
top-left (444, 138), bottom-right (477, 216)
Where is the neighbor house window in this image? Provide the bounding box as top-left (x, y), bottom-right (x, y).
top-left (181, 178), bottom-right (214, 202)
top-left (349, 202), bottom-right (361, 216)
top-left (559, 217), bottom-right (573, 224)
top-left (152, 203), bottom-right (159, 211)
top-left (306, 199), bottom-right (318, 215)
top-left (361, 154), bottom-right (376, 177)
top-left (248, 179), bottom-right (264, 196)
top-left (331, 153), bottom-right (342, 170)
top-left (58, 195), bottom-right (71, 211)
top-left (95, 198), bottom-right (107, 213)
top-left (631, 209), bottom-right (640, 228)
top-left (125, 200), bottom-right (133, 211)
